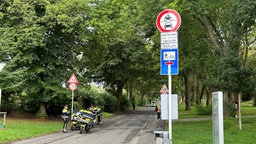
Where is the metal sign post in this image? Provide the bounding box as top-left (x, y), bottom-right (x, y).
top-left (71, 90), bottom-right (74, 114)
top-left (168, 63), bottom-right (172, 142)
top-left (67, 73), bottom-right (78, 119)
top-left (156, 9), bottom-right (181, 144)
top-left (166, 61), bottom-right (173, 143)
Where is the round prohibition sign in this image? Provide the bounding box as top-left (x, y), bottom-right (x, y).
top-left (156, 9), bottom-right (181, 32)
top-left (68, 83), bottom-right (77, 90)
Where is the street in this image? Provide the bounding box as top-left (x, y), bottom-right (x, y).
top-left (11, 107), bottom-right (165, 144)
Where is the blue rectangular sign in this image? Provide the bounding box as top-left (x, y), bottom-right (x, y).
top-left (160, 49), bottom-right (178, 75)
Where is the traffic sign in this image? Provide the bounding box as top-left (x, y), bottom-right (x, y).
top-left (68, 83), bottom-right (77, 90)
top-left (160, 49), bottom-right (179, 75)
top-left (161, 32), bottom-right (178, 49)
top-left (156, 9), bottom-right (181, 32)
top-left (160, 84), bottom-right (169, 94)
top-left (68, 73), bottom-right (78, 84)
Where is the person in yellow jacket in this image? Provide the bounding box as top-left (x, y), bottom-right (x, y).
top-left (89, 105), bottom-right (102, 125)
top-left (61, 105), bottom-right (70, 133)
top-left (95, 106), bottom-right (102, 125)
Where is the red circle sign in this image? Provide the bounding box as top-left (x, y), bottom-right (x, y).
top-left (156, 9), bottom-right (181, 32)
top-left (68, 83), bottom-right (77, 90)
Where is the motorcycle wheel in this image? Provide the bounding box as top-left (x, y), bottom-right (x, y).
top-left (85, 124), bottom-right (90, 132)
top-left (80, 125), bottom-right (85, 134)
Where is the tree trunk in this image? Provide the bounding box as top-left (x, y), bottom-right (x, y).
top-left (127, 80), bottom-right (132, 100)
top-left (191, 75), bottom-right (195, 105)
top-left (37, 102), bottom-right (47, 118)
top-left (39, 102), bottom-right (46, 113)
top-left (199, 85), bottom-right (205, 104)
top-left (115, 82), bottom-right (124, 112)
top-left (205, 86), bottom-right (211, 106)
top-left (140, 93), bottom-right (144, 106)
top-left (184, 69), bottom-right (191, 110)
top-left (253, 95), bottom-right (256, 106)
top-left (196, 79), bottom-right (200, 104)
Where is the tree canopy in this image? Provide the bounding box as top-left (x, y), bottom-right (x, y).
top-left (0, 0), bottom-right (255, 115)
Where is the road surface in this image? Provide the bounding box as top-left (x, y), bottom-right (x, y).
top-left (11, 107), bottom-right (165, 144)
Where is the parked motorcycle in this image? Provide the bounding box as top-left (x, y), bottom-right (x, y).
top-left (79, 111), bottom-right (96, 134)
top-left (71, 112), bottom-right (81, 131)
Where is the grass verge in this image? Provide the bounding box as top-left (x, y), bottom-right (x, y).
top-left (0, 119), bottom-right (62, 143)
top-left (0, 112), bottom-right (113, 143)
top-left (173, 117), bottom-right (256, 144)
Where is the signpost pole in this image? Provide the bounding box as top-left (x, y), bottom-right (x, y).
top-left (156, 9), bottom-right (181, 144)
top-left (168, 63), bottom-right (172, 143)
top-left (71, 90), bottom-right (74, 115)
top-left (67, 73), bottom-right (78, 119)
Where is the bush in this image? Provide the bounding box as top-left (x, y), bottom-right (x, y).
top-left (195, 104), bottom-right (212, 115)
top-left (119, 95), bottom-right (130, 111)
top-left (103, 93), bottom-right (116, 112)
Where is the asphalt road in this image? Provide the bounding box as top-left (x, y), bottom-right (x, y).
top-left (11, 107), bottom-right (165, 144)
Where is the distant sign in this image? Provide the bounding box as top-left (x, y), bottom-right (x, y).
top-left (160, 84), bottom-right (169, 94)
top-left (68, 73), bottom-right (78, 84)
top-left (156, 9), bottom-right (181, 32)
top-left (67, 73), bottom-right (78, 91)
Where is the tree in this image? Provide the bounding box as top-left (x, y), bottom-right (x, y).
top-left (78, 0), bottom-right (159, 111)
top-left (0, 0), bottom-right (91, 116)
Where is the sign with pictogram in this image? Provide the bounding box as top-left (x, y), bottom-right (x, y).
top-left (160, 84), bottom-right (169, 94)
top-left (160, 49), bottom-right (179, 75)
top-left (156, 9), bottom-right (181, 33)
top-left (68, 73), bottom-right (78, 84)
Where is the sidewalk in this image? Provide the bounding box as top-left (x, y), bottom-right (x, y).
top-left (133, 109), bottom-right (166, 144)
top-left (138, 120), bottom-right (165, 144)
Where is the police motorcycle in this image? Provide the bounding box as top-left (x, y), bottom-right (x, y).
top-left (79, 110), bottom-right (96, 134)
top-left (71, 111), bottom-right (82, 131)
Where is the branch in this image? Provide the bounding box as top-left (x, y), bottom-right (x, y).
top-left (249, 38), bottom-right (256, 47)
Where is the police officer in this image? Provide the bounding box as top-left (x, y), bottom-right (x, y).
top-left (89, 105), bottom-right (102, 125)
top-left (61, 104), bottom-right (70, 133)
top-left (95, 106), bottom-right (102, 125)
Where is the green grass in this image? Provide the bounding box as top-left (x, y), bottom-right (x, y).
top-left (178, 104), bottom-right (211, 119)
top-left (178, 101), bottom-right (256, 118)
top-left (241, 101), bottom-right (256, 116)
top-left (172, 117), bottom-right (256, 144)
top-left (102, 112), bottom-right (113, 118)
top-left (0, 119), bottom-right (62, 143)
top-left (0, 102), bottom-right (255, 144)
top-left (173, 102), bottom-right (256, 143)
